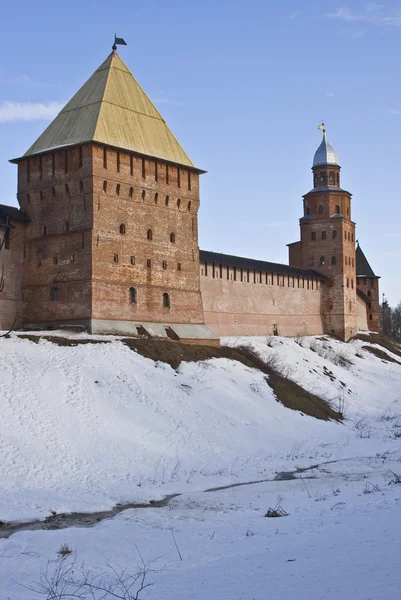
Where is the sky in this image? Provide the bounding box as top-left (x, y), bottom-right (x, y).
top-left (0, 0), bottom-right (400, 305)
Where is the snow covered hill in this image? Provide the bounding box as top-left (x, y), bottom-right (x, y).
top-left (0, 332), bottom-right (400, 522)
top-left (1, 332), bottom-right (401, 599)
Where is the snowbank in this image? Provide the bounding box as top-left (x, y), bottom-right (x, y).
top-left (0, 333), bottom-right (400, 522)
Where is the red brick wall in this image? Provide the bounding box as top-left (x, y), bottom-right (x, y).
top-left (200, 262), bottom-right (324, 337)
top-left (17, 145), bottom-right (93, 324)
top-left (357, 276), bottom-right (380, 332)
top-left (91, 145), bottom-right (205, 327)
top-left (0, 219), bottom-right (24, 329)
top-left (288, 241), bottom-right (302, 267)
top-left (298, 183), bottom-right (358, 341)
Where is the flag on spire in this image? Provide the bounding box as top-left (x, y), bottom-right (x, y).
top-left (114, 35), bottom-right (127, 46)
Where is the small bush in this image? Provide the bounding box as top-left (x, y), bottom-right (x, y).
top-left (57, 543), bottom-right (72, 558)
top-left (386, 470), bottom-right (401, 485)
top-left (354, 418), bottom-right (372, 439)
top-left (265, 505), bottom-right (288, 518)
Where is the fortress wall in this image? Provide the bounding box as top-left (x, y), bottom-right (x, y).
top-left (91, 145), bottom-right (205, 325)
top-left (356, 294), bottom-right (368, 332)
top-left (0, 220), bottom-right (24, 330)
top-left (200, 263), bottom-right (324, 338)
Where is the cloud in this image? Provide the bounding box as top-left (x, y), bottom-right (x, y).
top-left (0, 101), bottom-right (64, 123)
top-left (390, 109), bottom-right (401, 116)
top-left (0, 72), bottom-right (53, 87)
top-left (340, 28), bottom-right (366, 38)
top-left (328, 5), bottom-right (401, 27)
top-left (152, 96), bottom-right (184, 107)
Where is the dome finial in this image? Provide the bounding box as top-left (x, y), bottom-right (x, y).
top-left (313, 122), bottom-right (339, 167)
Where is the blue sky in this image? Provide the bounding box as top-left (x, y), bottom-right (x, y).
top-left (1, 0), bottom-right (400, 304)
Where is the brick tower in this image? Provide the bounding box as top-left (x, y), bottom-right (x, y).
top-left (289, 126), bottom-right (357, 340)
top-left (11, 47), bottom-right (217, 343)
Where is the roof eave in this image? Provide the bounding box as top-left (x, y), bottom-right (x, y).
top-left (9, 140), bottom-right (207, 174)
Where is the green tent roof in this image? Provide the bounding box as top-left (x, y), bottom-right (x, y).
top-left (22, 52), bottom-right (195, 168)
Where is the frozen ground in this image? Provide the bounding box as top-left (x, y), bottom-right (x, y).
top-left (0, 332), bottom-right (401, 598)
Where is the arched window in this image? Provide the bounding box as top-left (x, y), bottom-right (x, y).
top-left (348, 232), bottom-right (350, 241)
top-left (331, 256), bottom-right (336, 265)
top-left (42, 225), bottom-right (47, 236)
top-left (320, 256), bottom-right (325, 265)
top-left (177, 198), bottom-right (181, 209)
top-left (170, 232), bottom-right (175, 243)
top-left (344, 231), bottom-right (347, 240)
top-left (319, 204), bottom-right (324, 214)
top-left (141, 190), bottom-right (146, 201)
top-left (347, 206), bottom-right (349, 216)
top-left (336, 173), bottom-right (340, 185)
top-left (335, 205), bottom-right (340, 214)
top-left (346, 278), bottom-right (349, 287)
top-left (314, 175), bottom-right (317, 186)
top-left (165, 195), bottom-right (169, 206)
top-left (79, 180), bottom-right (83, 192)
top-left (187, 201), bottom-right (191, 212)
top-left (162, 261), bottom-right (167, 270)
top-left (103, 181), bottom-right (107, 193)
top-left (116, 184), bottom-right (120, 196)
top-left (162, 292), bottom-right (170, 308)
top-left (52, 187), bottom-right (56, 197)
top-left (329, 171), bottom-right (334, 183)
top-left (322, 231), bottom-right (326, 240)
top-left (129, 187), bottom-right (134, 199)
top-left (146, 258), bottom-right (151, 268)
top-left (177, 263), bottom-right (182, 271)
top-left (129, 287), bottom-right (137, 303)
top-left (154, 192), bottom-right (158, 204)
top-left (306, 207), bottom-right (310, 215)
top-left (332, 230), bottom-right (337, 239)
top-left (120, 224), bottom-right (126, 234)
top-left (65, 184), bottom-right (70, 195)
top-left (351, 233), bottom-right (354, 242)
top-left (64, 220), bottom-right (69, 232)
top-left (147, 229), bottom-right (153, 240)
top-left (311, 232), bottom-right (316, 241)
top-left (50, 286), bottom-right (59, 301)
top-left (367, 290), bottom-right (372, 297)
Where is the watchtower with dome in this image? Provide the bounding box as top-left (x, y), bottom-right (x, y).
top-left (288, 125), bottom-right (358, 340)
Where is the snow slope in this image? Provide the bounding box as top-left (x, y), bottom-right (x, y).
top-left (0, 333), bottom-right (400, 522)
top-left (1, 332), bottom-right (401, 599)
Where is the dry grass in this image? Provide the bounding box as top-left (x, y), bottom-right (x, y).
top-left (122, 339), bottom-right (342, 422)
top-left (355, 334), bottom-right (401, 360)
top-left (360, 345), bottom-right (401, 365)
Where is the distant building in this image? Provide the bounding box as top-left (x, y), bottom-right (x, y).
top-left (0, 48), bottom-right (379, 341)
